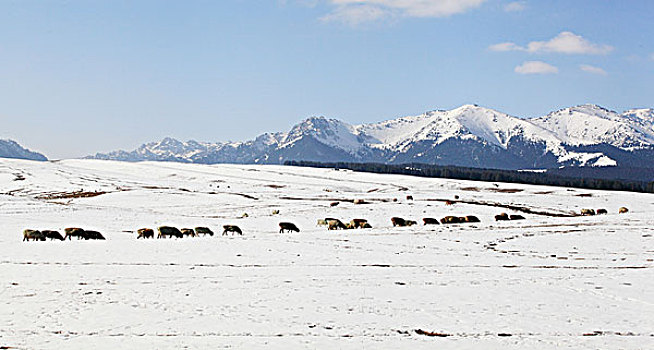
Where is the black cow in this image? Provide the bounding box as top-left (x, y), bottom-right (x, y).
top-left (157, 226), bottom-right (183, 239)
top-left (279, 222), bottom-right (300, 233)
top-left (223, 225), bottom-right (243, 235)
top-left (42, 230), bottom-right (65, 241)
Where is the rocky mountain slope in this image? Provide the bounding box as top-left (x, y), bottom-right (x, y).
top-left (0, 139), bottom-right (47, 161)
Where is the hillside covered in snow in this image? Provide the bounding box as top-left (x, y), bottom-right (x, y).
top-left (1, 158), bottom-right (652, 349)
top-left (89, 104), bottom-right (654, 170)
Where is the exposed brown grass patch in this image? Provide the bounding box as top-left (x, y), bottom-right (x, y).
top-left (36, 191), bottom-right (109, 200)
top-left (265, 184), bottom-right (286, 189)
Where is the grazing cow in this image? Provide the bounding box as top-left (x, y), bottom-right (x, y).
top-left (464, 216), bottom-right (480, 223)
top-left (279, 222), bottom-right (300, 233)
top-left (406, 220), bottom-right (418, 226)
top-left (223, 225), bottom-right (243, 235)
top-left (406, 195), bottom-right (413, 201)
top-left (157, 226), bottom-right (183, 239)
top-left (350, 219), bottom-right (370, 229)
top-left (509, 215), bottom-right (525, 220)
top-left (23, 229), bottom-right (45, 241)
top-left (330, 202), bottom-right (339, 207)
top-left (328, 219), bottom-right (348, 230)
top-left (83, 230), bottom-right (105, 240)
top-left (42, 230), bottom-right (65, 241)
top-left (64, 227), bottom-right (85, 240)
top-left (445, 201), bottom-right (454, 206)
top-left (596, 209), bottom-right (608, 215)
top-left (619, 207), bottom-right (629, 214)
top-left (137, 228), bottom-right (155, 239)
top-left (181, 228), bottom-right (196, 237)
top-left (272, 210), bottom-right (280, 215)
top-left (391, 217), bottom-right (407, 227)
top-left (581, 209), bottom-right (596, 216)
top-left (353, 199), bottom-right (367, 205)
top-left (495, 213), bottom-right (510, 221)
top-left (423, 218), bottom-right (440, 225)
top-left (440, 216), bottom-right (461, 224)
top-left (195, 227), bottom-right (214, 236)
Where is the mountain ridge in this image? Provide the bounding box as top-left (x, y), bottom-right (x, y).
top-left (0, 139), bottom-right (48, 161)
top-left (88, 104), bottom-right (654, 170)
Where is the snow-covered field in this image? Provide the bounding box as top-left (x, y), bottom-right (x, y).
top-left (1, 159), bottom-right (652, 349)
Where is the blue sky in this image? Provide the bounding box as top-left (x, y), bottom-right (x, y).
top-left (0, 0), bottom-right (652, 158)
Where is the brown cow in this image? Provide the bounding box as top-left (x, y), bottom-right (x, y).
top-left (181, 228), bottom-right (196, 237)
top-left (23, 229), bottom-right (45, 241)
top-left (581, 208), bottom-right (596, 216)
top-left (137, 228), bottom-right (155, 239)
top-left (350, 219), bottom-right (370, 229)
top-left (64, 227), bottom-right (85, 240)
top-left (328, 219), bottom-right (348, 230)
top-left (619, 207), bottom-right (629, 214)
top-left (440, 216), bottom-right (461, 224)
top-left (279, 222), bottom-right (300, 233)
top-left (509, 215), bottom-right (525, 221)
top-left (596, 209), bottom-right (608, 215)
top-left (495, 213), bottom-right (510, 221)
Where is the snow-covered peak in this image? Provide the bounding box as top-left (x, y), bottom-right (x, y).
top-left (358, 104), bottom-right (562, 152)
top-left (282, 116), bottom-right (374, 154)
top-left (623, 108), bottom-right (654, 125)
top-left (532, 105), bottom-right (654, 148)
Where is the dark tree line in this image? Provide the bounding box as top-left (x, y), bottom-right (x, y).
top-left (285, 161), bottom-right (654, 194)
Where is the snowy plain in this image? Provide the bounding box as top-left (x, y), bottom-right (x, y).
top-left (0, 159), bottom-right (652, 349)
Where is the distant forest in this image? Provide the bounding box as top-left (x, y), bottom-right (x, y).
top-left (285, 161), bottom-right (654, 194)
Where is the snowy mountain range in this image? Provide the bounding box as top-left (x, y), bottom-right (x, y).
top-left (89, 104), bottom-right (654, 170)
top-left (0, 139), bottom-right (47, 161)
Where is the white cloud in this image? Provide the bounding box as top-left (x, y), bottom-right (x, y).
top-left (321, 4), bottom-right (388, 24)
top-left (504, 1), bottom-right (526, 12)
top-left (579, 64), bottom-right (607, 76)
top-left (515, 61), bottom-right (558, 74)
top-left (321, 0), bottom-right (487, 24)
top-left (490, 31), bottom-right (613, 55)
top-left (488, 42), bottom-right (523, 52)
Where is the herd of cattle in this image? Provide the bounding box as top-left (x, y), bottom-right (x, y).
top-left (23, 227), bottom-right (105, 241)
top-left (22, 206), bottom-right (630, 241)
top-left (581, 207), bottom-right (629, 216)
